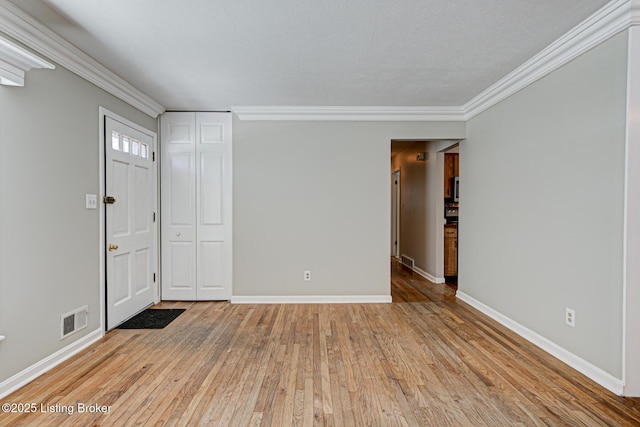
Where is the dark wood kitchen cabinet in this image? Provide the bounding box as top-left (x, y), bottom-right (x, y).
top-left (444, 224), bottom-right (458, 276)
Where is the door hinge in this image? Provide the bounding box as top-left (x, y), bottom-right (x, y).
top-left (153, 273), bottom-right (156, 283)
top-left (152, 152), bottom-right (155, 161)
top-left (153, 212), bottom-right (156, 222)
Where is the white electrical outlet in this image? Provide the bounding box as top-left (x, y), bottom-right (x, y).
top-left (304, 270), bottom-right (311, 281)
top-left (566, 308), bottom-right (575, 327)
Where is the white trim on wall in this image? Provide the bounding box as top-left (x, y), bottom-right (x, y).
top-left (232, 106), bottom-right (466, 121)
top-left (457, 291), bottom-right (625, 396)
top-left (413, 266), bottom-right (445, 285)
top-left (234, 0), bottom-right (640, 122)
top-left (231, 295), bottom-right (392, 304)
top-left (0, 0), bottom-right (164, 117)
top-left (0, 329), bottom-right (102, 399)
top-left (0, 33), bottom-right (53, 86)
top-left (622, 26), bottom-right (640, 397)
top-left (435, 151), bottom-right (447, 279)
top-left (2, 0), bottom-right (638, 121)
top-left (463, 0), bottom-right (639, 119)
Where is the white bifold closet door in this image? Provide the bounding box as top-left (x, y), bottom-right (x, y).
top-left (161, 112), bottom-right (232, 300)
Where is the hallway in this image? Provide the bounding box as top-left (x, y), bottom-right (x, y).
top-left (391, 257), bottom-right (456, 303)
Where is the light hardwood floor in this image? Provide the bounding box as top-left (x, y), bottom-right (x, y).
top-left (2, 260), bottom-right (640, 426)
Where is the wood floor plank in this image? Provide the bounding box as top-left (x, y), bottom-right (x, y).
top-left (2, 259), bottom-right (640, 426)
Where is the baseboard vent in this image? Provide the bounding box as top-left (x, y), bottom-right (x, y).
top-left (60, 306), bottom-right (89, 340)
top-left (400, 254), bottom-right (414, 270)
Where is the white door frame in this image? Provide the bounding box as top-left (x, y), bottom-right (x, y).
top-left (623, 26), bottom-right (640, 397)
top-left (435, 151), bottom-right (445, 279)
top-left (99, 107), bottom-right (160, 332)
top-left (391, 169), bottom-right (400, 258)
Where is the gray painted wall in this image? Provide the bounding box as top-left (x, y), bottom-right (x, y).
top-left (392, 142), bottom-right (427, 268)
top-left (459, 32), bottom-right (628, 377)
top-left (233, 121), bottom-right (465, 297)
top-left (0, 63), bottom-right (156, 383)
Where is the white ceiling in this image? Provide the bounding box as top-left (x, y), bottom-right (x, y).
top-left (9, 0), bottom-right (611, 110)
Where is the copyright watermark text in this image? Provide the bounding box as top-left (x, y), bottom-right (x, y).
top-left (2, 402), bottom-right (110, 415)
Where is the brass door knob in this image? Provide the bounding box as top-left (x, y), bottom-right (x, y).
top-left (108, 244), bottom-right (119, 251)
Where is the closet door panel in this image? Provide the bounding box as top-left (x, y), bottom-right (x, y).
top-left (195, 112), bottom-right (232, 300)
top-left (199, 152), bottom-right (223, 226)
top-left (199, 241), bottom-right (224, 293)
top-left (161, 112), bottom-right (197, 300)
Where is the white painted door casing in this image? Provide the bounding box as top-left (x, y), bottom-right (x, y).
top-left (161, 112), bottom-right (232, 300)
top-left (105, 116), bottom-right (157, 329)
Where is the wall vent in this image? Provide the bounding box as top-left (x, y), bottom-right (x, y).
top-left (400, 254), bottom-right (414, 270)
top-left (60, 306), bottom-right (89, 339)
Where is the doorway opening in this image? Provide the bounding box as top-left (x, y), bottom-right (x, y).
top-left (442, 144), bottom-right (459, 287)
top-left (390, 140), bottom-right (461, 285)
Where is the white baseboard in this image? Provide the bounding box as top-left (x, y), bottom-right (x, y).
top-left (456, 291), bottom-right (624, 395)
top-left (231, 295), bottom-right (392, 304)
top-left (0, 328), bottom-right (103, 399)
top-left (413, 266), bottom-right (445, 284)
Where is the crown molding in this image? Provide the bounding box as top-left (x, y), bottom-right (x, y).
top-left (233, 0), bottom-right (639, 122)
top-left (1, 0), bottom-right (638, 121)
top-left (0, 0), bottom-right (164, 117)
top-left (0, 32), bottom-right (53, 86)
top-left (232, 105), bottom-right (466, 121)
top-left (463, 0), bottom-right (639, 120)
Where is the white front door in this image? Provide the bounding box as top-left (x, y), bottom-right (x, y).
top-left (105, 116), bottom-right (157, 329)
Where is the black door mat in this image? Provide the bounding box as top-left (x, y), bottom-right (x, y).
top-left (117, 308), bottom-right (186, 329)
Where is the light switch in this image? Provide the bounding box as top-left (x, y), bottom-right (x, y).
top-left (86, 194), bottom-right (97, 209)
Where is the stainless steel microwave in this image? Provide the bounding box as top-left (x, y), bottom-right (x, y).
top-left (453, 176), bottom-right (459, 202)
